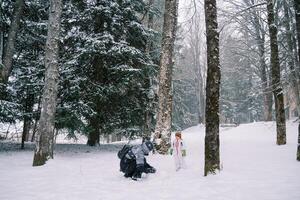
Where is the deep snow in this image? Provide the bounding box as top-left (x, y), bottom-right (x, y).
top-left (0, 121), bottom-right (300, 200)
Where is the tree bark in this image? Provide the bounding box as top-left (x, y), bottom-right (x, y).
top-left (204, 0), bottom-right (221, 176)
top-left (87, 117), bottom-right (100, 146)
top-left (266, 0), bottom-right (286, 145)
top-left (295, 0), bottom-right (300, 67)
top-left (31, 96), bottom-right (42, 142)
top-left (297, 122), bottom-right (300, 161)
top-left (0, 0), bottom-right (3, 65)
top-left (0, 0), bottom-right (24, 84)
top-left (21, 93), bottom-right (34, 149)
top-left (154, 0), bottom-right (179, 154)
top-left (143, 0), bottom-right (155, 138)
top-left (33, 0), bottom-right (62, 166)
top-left (21, 117), bottom-right (31, 149)
top-left (145, 0), bottom-right (155, 54)
top-left (283, 1), bottom-right (300, 117)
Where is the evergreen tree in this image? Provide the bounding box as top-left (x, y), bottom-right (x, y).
top-left (61, 0), bottom-right (156, 145)
top-left (13, 0), bottom-right (48, 148)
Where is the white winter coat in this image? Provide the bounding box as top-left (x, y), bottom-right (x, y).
top-left (171, 138), bottom-right (186, 170)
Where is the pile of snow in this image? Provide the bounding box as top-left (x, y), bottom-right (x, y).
top-left (0, 121), bottom-right (299, 200)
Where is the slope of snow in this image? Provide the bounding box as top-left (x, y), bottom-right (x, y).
top-left (0, 121), bottom-right (299, 200)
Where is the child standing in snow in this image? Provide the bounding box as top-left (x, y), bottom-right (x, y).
top-left (170, 132), bottom-right (186, 171)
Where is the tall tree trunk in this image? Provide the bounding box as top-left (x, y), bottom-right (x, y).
top-left (143, 0), bottom-right (155, 138)
top-left (21, 117), bottom-right (31, 149)
top-left (87, 117), bottom-right (100, 146)
top-left (266, 0), bottom-right (286, 145)
top-left (295, 0), bottom-right (300, 66)
top-left (292, 29), bottom-right (300, 78)
top-left (204, 0), bottom-right (221, 176)
top-left (294, 0), bottom-right (300, 85)
top-left (0, 0), bottom-right (3, 65)
top-left (154, 0), bottom-right (179, 154)
top-left (191, 17), bottom-right (205, 124)
top-left (253, 15), bottom-right (272, 121)
top-left (146, 0), bottom-right (155, 54)
top-left (283, 1), bottom-right (300, 117)
top-left (31, 95), bottom-right (42, 142)
top-left (21, 93), bottom-right (34, 149)
top-left (297, 122), bottom-right (300, 161)
top-left (0, 0), bottom-right (24, 84)
top-left (33, 0), bottom-right (62, 166)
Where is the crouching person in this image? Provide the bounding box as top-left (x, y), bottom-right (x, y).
top-left (120, 140), bottom-right (156, 181)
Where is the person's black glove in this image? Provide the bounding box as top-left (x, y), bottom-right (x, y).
top-left (131, 164), bottom-right (144, 181)
top-left (136, 165), bottom-right (145, 173)
top-left (131, 172), bottom-right (141, 181)
top-left (145, 167), bottom-right (156, 174)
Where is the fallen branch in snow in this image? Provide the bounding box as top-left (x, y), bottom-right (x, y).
top-left (220, 123), bottom-right (239, 128)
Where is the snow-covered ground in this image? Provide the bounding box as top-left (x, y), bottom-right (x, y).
top-left (0, 121), bottom-right (299, 200)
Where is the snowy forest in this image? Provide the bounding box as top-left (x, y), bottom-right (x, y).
top-left (1, 0), bottom-right (300, 199)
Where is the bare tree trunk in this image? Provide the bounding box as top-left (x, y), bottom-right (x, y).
top-left (146, 0), bottom-right (155, 54)
top-left (0, 0), bottom-right (3, 65)
top-left (154, 0), bottom-right (179, 154)
top-left (21, 118), bottom-right (30, 149)
top-left (245, 0), bottom-right (273, 121)
top-left (295, 0), bottom-right (300, 66)
top-left (297, 122), bottom-right (300, 161)
top-left (21, 93), bottom-right (34, 149)
top-left (33, 0), bottom-right (62, 166)
top-left (31, 119), bottom-right (38, 142)
top-left (292, 30), bottom-right (300, 78)
top-left (266, 0), bottom-right (286, 145)
top-left (190, 14), bottom-right (205, 124)
top-left (143, 0), bottom-right (155, 138)
top-left (204, 0), bottom-right (221, 176)
top-left (87, 117), bottom-right (100, 146)
top-left (31, 96), bottom-right (42, 142)
top-left (0, 0), bottom-right (24, 84)
top-left (283, 1), bottom-right (300, 117)
top-left (253, 18), bottom-right (272, 121)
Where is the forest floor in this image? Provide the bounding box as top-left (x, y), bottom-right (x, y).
top-left (0, 120), bottom-right (300, 200)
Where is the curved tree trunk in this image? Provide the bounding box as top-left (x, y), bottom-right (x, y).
top-left (266, 0), bottom-right (286, 145)
top-left (33, 0), bottom-right (62, 166)
top-left (0, 0), bottom-right (24, 84)
top-left (154, 0), bottom-right (179, 154)
top-left (204, 0), bottom-right (221, 176)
